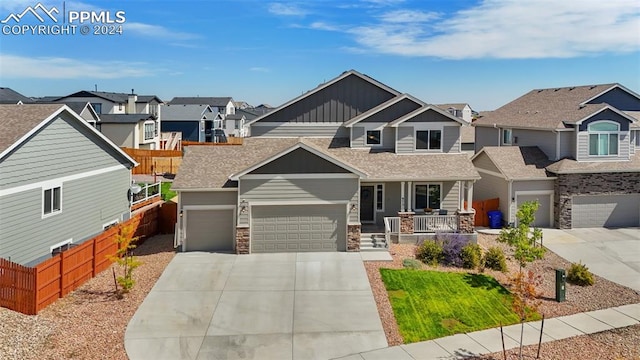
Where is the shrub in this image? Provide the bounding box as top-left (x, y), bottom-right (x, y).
top-left (440, 233), bottom-right (469, 267)
top-left (415, 240), bottom-right (443, 266)
top-left (483, 247), bottom-right (508, 272)
top-left (402, 258), bottom-right (422, 269)
top-left (567, 262), bottom-right (594, 286)
top-left (460, 243), bottom-right (482, 269)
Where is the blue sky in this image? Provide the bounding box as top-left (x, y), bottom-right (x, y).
top-left (0, 0), bottom-right (639, 110)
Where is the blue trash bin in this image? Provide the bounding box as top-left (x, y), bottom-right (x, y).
top-left (487, 210), bottom-right (503, 229)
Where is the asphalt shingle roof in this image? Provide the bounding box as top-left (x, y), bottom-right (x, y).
top-left (546, 156), bottom-right (640, 174)
top-left (162, 104), bottom-right (213, 120)
top-left (477, 146), bottom-right (553, 180)
top-left (99, 114), bottom-right (155, 124)
top-left (474, 84), bottom-right (619, 130)
top-left (168, 97), bottom-right (233, 107)
top-left (0, 104), bottom-right (64, 153)
top-left (172, 137), bottom-right (480, 189)
top-left (0, 88), bottom-right (34, 104)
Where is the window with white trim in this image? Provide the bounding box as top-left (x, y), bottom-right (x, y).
top-left (144, 122), bottom-right (155, 140)
top-left (416, 130), bottom-right (442, 150)
top-left (502, 129), bottom-right (512, 145)
top-left (414, 184), bottom-right (441, 210)
top-left (588, 121), bottom-right (618, 156)
top-left (376, 184), bottom-right (384, 211)
top-left (50, 239), bottom-right (72, 255)
top-left (366, 130), bottom-right (381, 145)
top-left (43, 186), bottom-right (61, 216)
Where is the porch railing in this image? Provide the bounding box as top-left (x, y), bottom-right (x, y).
top-left (384, 217), bottom-right (400, 244)
top-left (132, 182), bottom-right (161, 206)
top-left (414, 215), bottom-right (458, 233)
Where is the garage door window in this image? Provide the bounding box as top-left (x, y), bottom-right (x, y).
top-left (588, 121), bottom-right (618, 156)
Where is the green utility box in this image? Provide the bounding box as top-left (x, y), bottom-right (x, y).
top-left (555, 268), bottom-right (566, 302)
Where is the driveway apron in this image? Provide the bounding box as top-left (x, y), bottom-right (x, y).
top-left (125, 252), bottom-right (387, 360)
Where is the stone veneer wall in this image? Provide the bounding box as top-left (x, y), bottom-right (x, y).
top-left (555, 172), bottom-right (640, 229)
top-left (347, 224), bottom-right (361, 251)
top-left (456, 211), bottom-right (475, 234)
top-left (399, 212), bottom-right (414, 234)
top-left (236, 226), bottom-right (250, 254)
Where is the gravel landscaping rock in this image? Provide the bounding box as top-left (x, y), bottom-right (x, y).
top-left (0, 234), bottom-right (175, 360)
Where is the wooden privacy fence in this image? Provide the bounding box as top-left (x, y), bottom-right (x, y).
top-left (465, 198), bottom-right (500, 227)
top-left (121, 148), bottom-right (183, 175)
top-left (0, 206), bottom-right (160, 315)
top-left (182, 137), bottom-right (243, 147)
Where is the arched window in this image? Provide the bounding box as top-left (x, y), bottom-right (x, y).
top-left (588, 121), bottom-right (619, 156)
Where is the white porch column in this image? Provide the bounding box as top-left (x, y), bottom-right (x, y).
top-left (466, 180), bottom-right (474, 211)
top-left (407, 181), bottom-right (413, 211)
top-left (400, 181), bottom-right (405, 211)
top-left (460, 181), bottom-right (465, 210)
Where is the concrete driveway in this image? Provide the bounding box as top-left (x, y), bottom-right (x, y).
top-left (543, 228), bottom-right (640, 292)
top-left (124, 252), bottom-right (387, 360)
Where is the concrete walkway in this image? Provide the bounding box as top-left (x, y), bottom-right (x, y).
top-left (333, 303), bottom-right (640, 360)
top-left (542, 228), bottom-right (640, 292)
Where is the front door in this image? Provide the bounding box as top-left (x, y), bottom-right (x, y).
top-left (360, 186), bottom-right (375, 223)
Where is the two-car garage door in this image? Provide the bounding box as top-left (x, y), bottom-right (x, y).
top-left (572, 194), bottom-right (640, 228)
top-left (251, 205), bottom-right (346, 253)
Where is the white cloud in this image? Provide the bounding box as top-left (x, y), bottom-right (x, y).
top-left (249, 67), bottom-right (270, 72)
top-left (268, 3), bottom-right (306, 16)
top-left (125, 22), bottom-right (199, 41)
top-left (309, 21), bottom-right (340, 31)
top-left (0, 54), bottom-right (152, 79)
top-left (379, 9), bottom-right (440, 23)
top-left (346, 0), bottom-right (640, 59)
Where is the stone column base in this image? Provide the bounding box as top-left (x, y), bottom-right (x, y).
top-left (456, 210), bottom-right (475, 234)
top-left (236, 226), bottom-right (250, 254)
top-left (398, 211), bottom-right (415, 234)
top-left (347, 224), bottom-right (361, 251)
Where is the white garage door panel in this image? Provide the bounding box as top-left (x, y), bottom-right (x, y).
top-left (186, 209), bottom-right (234, 252)
top-left (517, 194), bottom-right (552, 228)
top-left (252, 205), bottom-right (346, 253)
top-left (572, 195), bottom-right (640, 228)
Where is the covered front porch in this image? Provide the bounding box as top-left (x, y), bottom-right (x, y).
top-left (359, 180), bottom-right (476, 242)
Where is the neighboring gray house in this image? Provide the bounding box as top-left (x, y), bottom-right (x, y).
top-left (161, 104), bottom-right (218, 142)
top-left (0, 87), bottom-right (34, 104)
top-left (172, 70), bottom-right (480, 254)
top-left (50, 90), bottom-right (163, 149)
top-left (0, 104), bottom-right (137, 266)
top-left (473, 84), bottom-right (640, 228)
top-left (168, 97), bottom-right (235, 116)
top-left (436, 103), bottom-right (473, 123)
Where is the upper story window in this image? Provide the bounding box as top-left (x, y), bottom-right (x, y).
top-left (502, 129), bottom-right (512, 145)
top-left (43, 186), bottom-right (62, 217)
top-left (150, 104), bottom-right (158, 116)
top-left (144, 122), bottom-right (155, 140)
top-left (366, 130), bottom-right (381, 145)
top-left (416, 130), bottom-right (442, 150)
top-left (91, 103), bottom-right (102, 114)
top-left (588, 121), bottom-right (618, 156)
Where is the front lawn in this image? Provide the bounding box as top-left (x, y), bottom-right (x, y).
top-left (380, 269), bottom-right (539, 342)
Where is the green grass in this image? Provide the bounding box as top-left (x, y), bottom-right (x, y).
top-left (380, 269), bottom-right (540, 343)
top-left (161, 182), bottom-right (176, 201)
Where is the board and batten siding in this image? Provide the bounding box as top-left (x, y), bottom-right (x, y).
top-left (238, 177), bottom-right (359, 225)
top-left (0, 115), bottom-right (130, 190)
top-left (0, 167), bottom-right (131, 266)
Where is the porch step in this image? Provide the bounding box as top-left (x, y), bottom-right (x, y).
top-left (360, 234), bottom-right (389, 252)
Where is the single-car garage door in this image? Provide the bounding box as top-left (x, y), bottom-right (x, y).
top-left (572, 194), bottom-right (640, 228)
top-left (252, 205), bottom-right (346, 253)
top-left (517, 194), bottom-right (552, 228)
top-left (185, 209), bottom-right (234, 251)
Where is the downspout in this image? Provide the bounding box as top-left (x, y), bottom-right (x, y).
top-left (554, 130), bottom-right (560, 160)
top-left (507, 179), bottom-right (514, 226)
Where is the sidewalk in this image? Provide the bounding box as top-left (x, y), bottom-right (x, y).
top-left (332, 303), bottom-right (640, 360)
